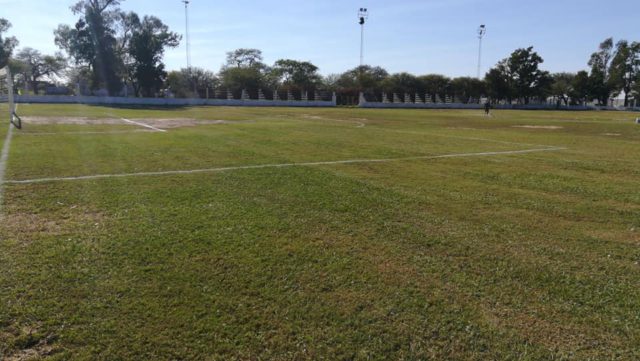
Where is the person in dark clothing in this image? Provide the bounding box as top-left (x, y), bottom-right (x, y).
top-left (484, 101), bottom-right (491, 116)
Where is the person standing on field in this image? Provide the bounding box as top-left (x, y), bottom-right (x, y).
top-left (484, 101), bottom-right (491, 116)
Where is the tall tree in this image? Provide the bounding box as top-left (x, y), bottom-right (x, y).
top-left (0, 18), bottom-right (19, 68)
top-left (507, 47), bottom-right (551, 104)
top-left (226, 49), bottom-right (264, 68)
top-left (54, 0), bottom-right (124, 95)
top-left (633, 74), bottom-right (640, 106)
top-left (218, 48), bottom-right (270, 92)
top-left (588, 38), bottom-right (615, 105)
top-left (609, 40), bottom-right (640, 107)
top-left (15, 48), bottom-right (67, 94)
top-left (550, 72), bottom-right (576, 106)
top-left (484, 64), bottom-right (512, 103)
top-left (570, 71), bottom-right (590, 105)
top-left (127, 15), bottom-right (180, 97)
top-left (485, 47), bottom-right (550, 104)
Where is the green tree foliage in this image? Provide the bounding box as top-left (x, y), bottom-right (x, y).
top-left (449, 77), bottom-right (485, 103)
top-left (381, 73), bottom-right (419, 95)
top-left (337, 65), bottom-right (389, 91)
top-left (508, 47), bottom-right (551, 103)
top-left (587, 38), bottom-right (615, 105)
top-left (55, 1), bottom-right (179, 97)
top-left (219, 67), bottom-right (266, 94)
top-left (608, 40), bottom-right (640, 107)
top-left (550, 72), bottom-right (576, 106)
top-left (226, 48), bottom-right (264, 68)
top-left (219, 48), bottom-right (270, 93)
top-left (127, 15), bottom-right (180, 97)
top-left (570, 71), bottom-right (590, 105)
top-left (484, 65), bottom-right (512, 103)
top-left (271, 59), bottom-right (321, 90)
top-left (166, 68), bottom-right (217, 98)
top-left (418, 74), bottom-right (450, 102)
top-left (55, 0), bottom-right (124, 95)
top-left (633, 74), bottom-right (640, 104)
top-left (15, 48), bottom-right (67, 94)
top-left (0, 18), bottom-right (19, 68)
top-left (485, 47), bottom-right (551, 104)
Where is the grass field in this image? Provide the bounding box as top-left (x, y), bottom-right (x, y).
top-left (1, 104), bottom-right (639, 360)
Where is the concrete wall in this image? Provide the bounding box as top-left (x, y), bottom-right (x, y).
top-left (358, 99), bottom-right (640, 112)
top-left (9, 95), bottom-right (337, 108)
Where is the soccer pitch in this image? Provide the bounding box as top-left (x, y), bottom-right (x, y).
top-left (1, 105), bottom-right (639, 359)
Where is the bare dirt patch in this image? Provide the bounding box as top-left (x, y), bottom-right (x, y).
top-left (513, 125), bottom-right (563, 130)
top-left (23, 116), bottom-right (123, 125)
top-left (132, 118), bottom-right (253, 129)
top-left (0, 324), bottom-right (61, 361)
top-left (1, 207), bottom-right (106, 243)
top-left (22, 117), bottom-right (253, 129)
top-left (602, 133), bottom-right (622, 136)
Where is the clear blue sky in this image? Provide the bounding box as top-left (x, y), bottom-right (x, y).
top-left (1, 0), bottom-right (638, 77)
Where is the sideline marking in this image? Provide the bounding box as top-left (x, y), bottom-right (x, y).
top-left (4, 147), bottom-right (566, 185)
top-left (0, 123), bottom-right (15, 213)
top-left (121, 118), bottom-right (167, 132)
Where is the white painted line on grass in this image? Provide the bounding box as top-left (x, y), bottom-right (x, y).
top-left (121, 118), bottom-right (167, 132)
top-left (17, 130), bottom-right (155, 136)
top-left (0, 123), bottom-right (15, 214)
top-left (3, 147), bottom-right (567, 185)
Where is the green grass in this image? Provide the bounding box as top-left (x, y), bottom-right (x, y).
top-left (1, 104), bottom-right (640, 360)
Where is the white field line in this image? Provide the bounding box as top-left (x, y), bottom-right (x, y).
top-left (18, 130), bottom-right (155, 136)
top-left (4, 147), bottom-right (567, 185)
top-left (0, 123), bottom-right (15, 213)
top-left (121, 118), bottom-right (167, 132)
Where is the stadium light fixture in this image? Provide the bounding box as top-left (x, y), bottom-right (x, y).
top-left (477, 24), bottom-right (486, 79)
top-left (358, 8), bottom-right (369, 68)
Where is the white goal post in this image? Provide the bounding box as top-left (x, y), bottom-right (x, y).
top-left (0, 66), bottom-right (21, 129)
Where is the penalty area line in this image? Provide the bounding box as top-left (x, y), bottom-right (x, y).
top-left (3, 147), bottom-right (567, 185)
top-left (121, 118), bottom-right (167, 133)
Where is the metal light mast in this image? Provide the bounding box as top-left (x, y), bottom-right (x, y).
top-left (358, 8), bottom-right (368, 68)
top-left (477, 24), bottom-right (486, 79)
top-left (183, 0), bottom-right (191, 69)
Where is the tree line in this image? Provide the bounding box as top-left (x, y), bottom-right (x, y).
top-left (1, 1), bottom-right (638, 106)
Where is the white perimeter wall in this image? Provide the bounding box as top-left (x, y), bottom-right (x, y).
top-left (8, 95), bottom-right (337, 108)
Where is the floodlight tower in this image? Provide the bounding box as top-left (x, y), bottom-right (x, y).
top-left (477, 24), bottom-right (486, 79)
top-left (358, 8), bottom-right (369, 68)
top-left (183, 0), bottom-right (191, 69)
